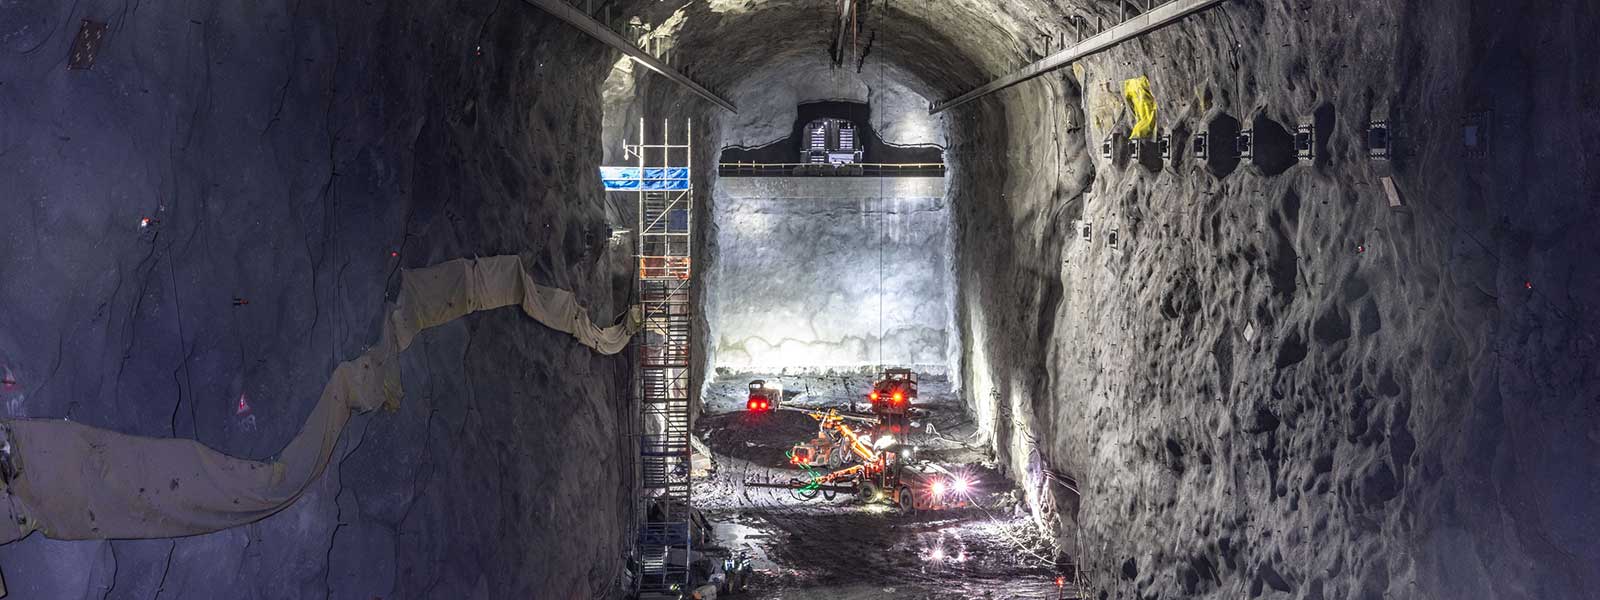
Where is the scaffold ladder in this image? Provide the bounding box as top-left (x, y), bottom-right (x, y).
top-left (628, 118), bottom-right (694, 598)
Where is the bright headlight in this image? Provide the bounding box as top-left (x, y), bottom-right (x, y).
top-left (952, 477), bottom-right (970, 494)
top-left (931, 480), bottom-right (946, 496)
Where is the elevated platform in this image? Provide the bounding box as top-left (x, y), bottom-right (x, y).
top-left (719, 162), bottom-right (945, 178)
top-left (717, 176), bottom-right (946, 199)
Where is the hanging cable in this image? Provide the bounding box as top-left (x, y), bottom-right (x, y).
top-left (876, 13), bottom-right (886, 373)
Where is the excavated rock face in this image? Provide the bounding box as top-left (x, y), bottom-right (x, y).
top-left (627, 0), bottom-right (1600, 598)
top-left (950, 1), bottom-right (1600, 598)
top-left (708, 178), bottom-right (953, 374)
top-left (0, 1), bottom-right (635, 596)
top-left (3, 0), bottom-right (1595, 596)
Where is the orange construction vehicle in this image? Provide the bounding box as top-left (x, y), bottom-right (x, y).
top-left (787, 408), bottom-right (878, 471)
top-left (861, 459), bottom-right (971, 512)
top-left (750, 407), bottom-right (969, 512)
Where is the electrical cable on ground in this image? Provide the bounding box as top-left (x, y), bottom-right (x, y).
top-left (954, 489), bottom-right (1060, 569)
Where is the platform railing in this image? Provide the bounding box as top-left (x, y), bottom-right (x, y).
top-left (717, 161), bottom-right (947, 177)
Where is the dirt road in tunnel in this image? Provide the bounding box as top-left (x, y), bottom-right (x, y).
top-left (694, 375), bottom-right (1071, 599)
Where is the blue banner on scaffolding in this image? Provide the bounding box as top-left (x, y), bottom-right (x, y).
top-left (600, 167), bottom-right (690, 191)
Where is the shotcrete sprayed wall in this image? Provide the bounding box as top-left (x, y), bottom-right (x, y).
top-left (708, 177), bottom-right (954, 374)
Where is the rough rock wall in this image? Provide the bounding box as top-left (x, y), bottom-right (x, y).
top-left (0, 1), bottom-right (636, 597)
top-left (709, 177), bottom-right (953, 374)
top-left (716, 57), bottom-right (947, 150)
top-left (946, 64), bottom-right (1092, 538)
top-left (951, 0), bottom-right (1600, 598)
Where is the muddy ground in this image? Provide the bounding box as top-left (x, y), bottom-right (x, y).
top-left (695, 374), bottom-right (1072, 599)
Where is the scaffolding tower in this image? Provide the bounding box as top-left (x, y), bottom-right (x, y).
top-left (626, 118), bottom-right (694, 598)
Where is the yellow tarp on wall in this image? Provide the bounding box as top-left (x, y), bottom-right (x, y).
top-left (1123, 76), bottom-right (1158, 140)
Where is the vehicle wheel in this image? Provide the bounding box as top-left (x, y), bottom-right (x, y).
top-left (897, 486), bottom-right (915, 513)
top-left (827, 447), bottom-right (844, 470)
top-left (858, 481), bottom-right (880, 503)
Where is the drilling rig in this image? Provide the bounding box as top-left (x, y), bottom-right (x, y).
top-left (747, 405), bottom-right (968, 512)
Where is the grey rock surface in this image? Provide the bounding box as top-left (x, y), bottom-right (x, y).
top-left (708, 177), bottom-right (953, 374)
top-left (633, 0), bottom-right (1600, 597)
top-left (942, 2), bottom-right (1600, 599)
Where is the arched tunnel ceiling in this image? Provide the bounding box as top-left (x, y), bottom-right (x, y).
top-left (614, 0), bottom-right (1113, 146)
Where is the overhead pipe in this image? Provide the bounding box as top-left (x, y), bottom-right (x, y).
top-left (524, 0), bottom-right (737, 113)
top-left (929, 0), bottom-right (1228, 115)
top-left (833, 0), bottom-right (856, 67)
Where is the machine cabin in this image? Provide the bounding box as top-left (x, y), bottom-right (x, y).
top-left (747, 380), bottom-right (781, 412)
top-left (799, 118), bottom-right (864, 165)
top-left (868, 368), bottom-right (917, 437)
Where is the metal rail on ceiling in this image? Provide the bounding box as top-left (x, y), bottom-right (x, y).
top-left (524, 0), bottom-right (738, 113)
top-left (928, 0), bottom-right (1228, 115)
top-left (833, 0), bottom-right (856, 67)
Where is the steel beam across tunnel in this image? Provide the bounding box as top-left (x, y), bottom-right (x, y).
top-left (525, 0), bottom-right (738, 113)
top-left (929, 0), bottom-right (1229, 114)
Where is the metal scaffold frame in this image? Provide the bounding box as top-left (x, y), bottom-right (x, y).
top-left (625, 118), bottom-right (695, 598)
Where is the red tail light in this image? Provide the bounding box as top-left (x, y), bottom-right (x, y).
top-left (870, 391), bottom-right (879, 401)
top-left (892, 391), bottom-right (904, 404)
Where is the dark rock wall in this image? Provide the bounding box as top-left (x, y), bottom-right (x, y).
top-left (949, 0), bottom-right (1600, 598)
top-left (5, 0), bottom-right (1595, 597)
top-left (0, 0), bottom-right (636, 597)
